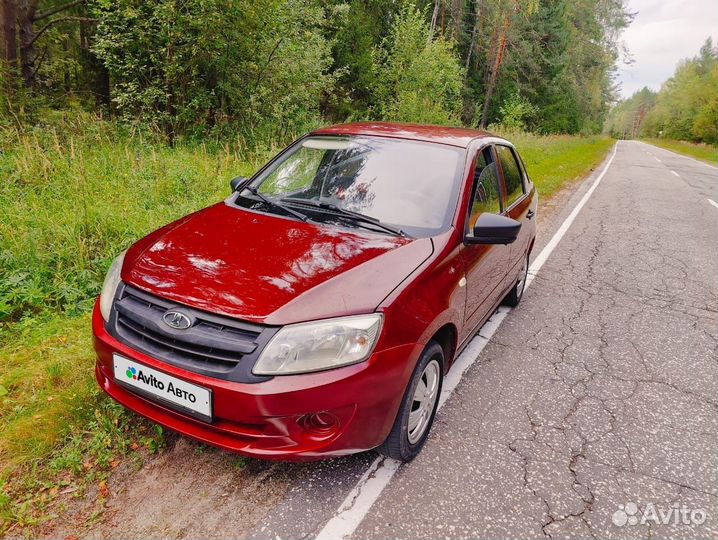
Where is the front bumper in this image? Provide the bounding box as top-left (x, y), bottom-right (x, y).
top-left (92, 302), bottom-right (415, 460)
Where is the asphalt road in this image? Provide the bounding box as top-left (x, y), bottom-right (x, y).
top-left (248, 141), bottom-right (718, 539)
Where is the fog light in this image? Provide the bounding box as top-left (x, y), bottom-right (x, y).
top-left (298, 411), bottom-right (339, 435)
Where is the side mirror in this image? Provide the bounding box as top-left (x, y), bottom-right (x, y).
top-left (230, 176), bottom-right (249, 192)
top-left (465, 213), bottom-right (521, 245)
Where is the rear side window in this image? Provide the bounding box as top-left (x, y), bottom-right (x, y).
top-left (496, 145), bottom-right (525, 208)
top-left (468, 147), bottom-right (501, 227)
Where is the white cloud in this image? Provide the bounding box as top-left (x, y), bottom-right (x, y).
top-left (617, 0), bottom-right (718, 98)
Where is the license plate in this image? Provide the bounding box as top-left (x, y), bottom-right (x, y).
top-left (113, 354), bottom-right (212, 422)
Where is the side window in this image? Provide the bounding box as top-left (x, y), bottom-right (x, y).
top-left (469, 147), bottom-right (501, 228)
top-left (516, 151), bottom-right (530, 184)
top-left (496, 145), bottom-right (525, 208)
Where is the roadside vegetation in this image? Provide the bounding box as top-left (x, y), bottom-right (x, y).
top-left (499, 131), bottom-right (614, 197)
top-left (0, 117), bottom-right (613, 325)
top-left (642, 138), bottom-right (718, 165)
top-left (0, 0), bottom-right (631, 534)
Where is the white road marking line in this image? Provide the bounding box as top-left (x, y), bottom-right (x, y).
top-left (315, 142), bottom-right (620, 540)
top-left (708, 199), bottom-right (718, 210)
top-left (671, 170), bottom-right (680, 178)
top-left (315, 456), bottom-right (401, 540)
top-left (526, 143), bottom-right (618, 285)
top-left (639, 140), bottom-right (718, 170)
top-left (653, 155), bottom-right (662, 163)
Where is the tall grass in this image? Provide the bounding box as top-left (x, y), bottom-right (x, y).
top-left (501, 130), bottom-right (615, 197)
top-left (0, 114), bottom-right (264, 325)
top-left (0, 115), bottom-right (265, 532)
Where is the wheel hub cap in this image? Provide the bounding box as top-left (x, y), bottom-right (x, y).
top-left (407, 359), bottom-right (440, 444)
top-left (517, 257), bottom-right (528, 298)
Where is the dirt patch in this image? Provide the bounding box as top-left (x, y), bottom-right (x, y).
top-left (41, 435), bottom-right (308, 540)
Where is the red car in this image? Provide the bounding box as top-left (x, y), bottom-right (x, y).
top-left (93, 122), bottom-right (537, 462)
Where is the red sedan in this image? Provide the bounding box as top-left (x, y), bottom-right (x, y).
top-left (93, 122), bottom-right (538, 462)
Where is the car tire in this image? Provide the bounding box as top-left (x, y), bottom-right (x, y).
top-left (503, 252), bottom-right (529, 307)
top-left (377, 341), bottom-right (444, 462)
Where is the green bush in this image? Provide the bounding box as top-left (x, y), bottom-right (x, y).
top-left (370, 3), bottom-right (465, 125)
top-left (91, 0), bottom-right (335, 143)
top-left (498, 93), bottom-right (537, 132)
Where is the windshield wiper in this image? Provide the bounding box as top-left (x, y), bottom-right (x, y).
top-left (282, 198), bottom-right (406, 237)
top-left (244, 187), bottom-right (309, 222)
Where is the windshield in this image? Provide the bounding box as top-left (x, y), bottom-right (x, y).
top-left (238, 136), bottom-right (464, 237)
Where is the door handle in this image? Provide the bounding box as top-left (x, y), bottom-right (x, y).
top-left (527, 209), bottom-right (535, 220)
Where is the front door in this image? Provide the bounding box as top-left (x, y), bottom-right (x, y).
top-left (494, 144), bottom-right (531, 283)
top-left (461, 145), bottom-right (509, 338)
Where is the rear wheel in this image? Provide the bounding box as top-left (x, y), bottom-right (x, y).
top-left (503, 252), bottom-right (529, 307)
top-left (378, 342), bottom-right (444, 462)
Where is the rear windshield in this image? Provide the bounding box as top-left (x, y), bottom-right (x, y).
top-left (238, 136), bottom-right (464, 237)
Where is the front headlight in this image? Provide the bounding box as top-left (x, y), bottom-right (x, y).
top-left (99, 250), bottom-right (127, 322)
top-left (253, 314), bottom-right (383, 375)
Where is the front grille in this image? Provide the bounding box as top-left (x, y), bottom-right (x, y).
top-left (108, 284), bottom-right (276, 382)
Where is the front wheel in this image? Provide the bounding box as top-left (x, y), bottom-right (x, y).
top-left (503, 252), bottom-right (529, 307)
top-left (378, 342), bottom-right (444, 462)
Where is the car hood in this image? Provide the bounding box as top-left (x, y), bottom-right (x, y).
top-left (122, 202), bottom-right (434, 325)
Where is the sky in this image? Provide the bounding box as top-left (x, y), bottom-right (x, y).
top-left (617, 0), bottom-right (718, 98)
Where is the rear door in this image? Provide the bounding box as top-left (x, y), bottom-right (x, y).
top-left (494, 144), bottom-right (533, 278)
top-left (461, 145), bottom-right (510, 336)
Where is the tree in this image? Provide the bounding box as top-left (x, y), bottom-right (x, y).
top-left (603, 87), bottom-right (656, 139)
top-left (2, 0), bottom-right (17, 76)
top-left (371, 2), bottom-right (465, 125)
top-left (0, 0), bottom-right (92, 88)
top-left (327, 0), bottom-right (398, 120)
top-left (431, 0), bottom-right (631, 133)
top-left (638, 38), bottom-right (718, 144)
top-left (1, 0), bottom-right (641, 139)
top-left (91, 0), bottom-right (336, 143)
top-left (478, 0), bottom-right (533, 128)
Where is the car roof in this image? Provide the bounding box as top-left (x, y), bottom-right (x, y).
top-left (311, 122), bottom-right (498, 149)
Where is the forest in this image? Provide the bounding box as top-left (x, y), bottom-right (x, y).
top-left (1, 0), bottom-right (633, 143)
top-left (604, 37), bottom-right (718, 144)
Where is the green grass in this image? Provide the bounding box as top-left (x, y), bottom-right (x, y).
top-left (506, 131), bottom-right (615, 197)
top-left (0, 315), bottom-right (167, 534)
top-left (642, 138), bottom-right (718, 165)
top-left (0, 316), bottom-right (94, 474)
top-left (0, 114), bottom-right (262, 533)
top-left (0, 115), bottom-right (614, 533)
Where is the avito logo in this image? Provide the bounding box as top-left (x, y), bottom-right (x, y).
top-left (133, 369), bottom-right (165, 390)
top-left (124, 364), bottom-right (197, 403)
top-left (612, 502), bottom-right (707, 527)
